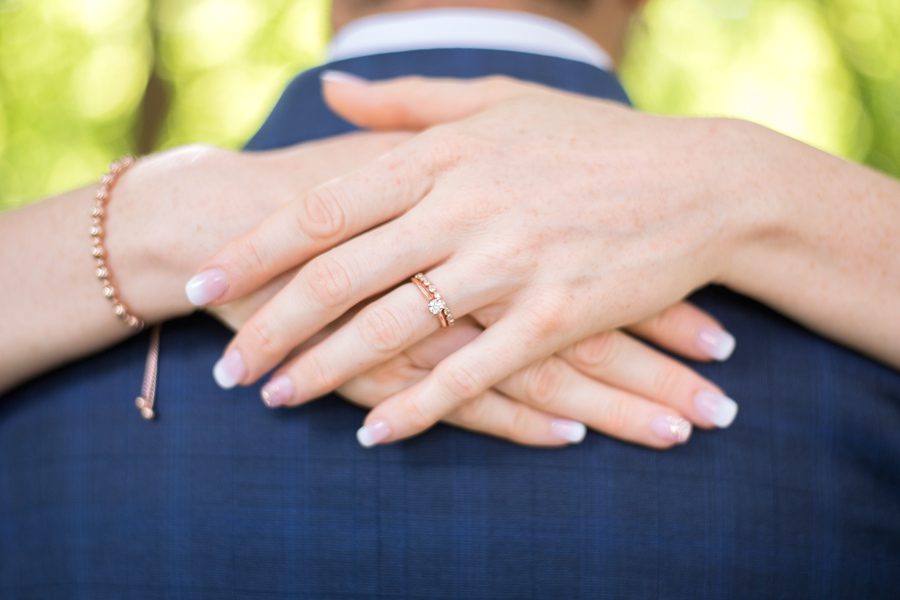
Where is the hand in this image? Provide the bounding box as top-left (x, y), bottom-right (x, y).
top-left (0, 123), bottom-right (409, 392)
top-left (195, 75), bottom-right (758, 445)
top-left (214, 289), bottom-right (737, 447)
top-left (110, 132), bottom-right (409, 322)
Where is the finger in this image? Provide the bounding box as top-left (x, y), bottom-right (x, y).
top-left (341, 370), bottom-right (582, 448)
top-left (214, 212), bottom-right (458, 386)
top-left (256, 261), bottom-right (502, 405)
top-left (321, 72), bottom-right (542, 130)
top-left (402, 317), bottom-right (482, 367)
top-left (496, 356), bottom-right (693, 449)
top-left (445, 392), bottom-right (587, 447)
top-left (186, 141), bottom-right (436, 307)
top-left (560, 330), bottom-right (739, 429)
top-left (261, 131), bottom-right (414, 190)
top-left (207, 270), bottom-right (294, 332)
top-left (355, 310), bottom-right (573, 446)
top-left (627, 302), bottom-right (736, 362)
top-left (263, 131), bottom-right (412, 173)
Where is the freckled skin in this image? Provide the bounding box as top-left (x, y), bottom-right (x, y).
top-left (209, 89), bottom-right (747, 445)
top-left (207, 76), bottom-right (900, 448)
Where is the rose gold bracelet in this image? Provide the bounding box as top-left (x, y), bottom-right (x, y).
top-left (135, 324), bottom-right (161, 421)
top-left (91, 156), bottom-right (145, 330)
top-left (93, 156), bottom-right (163, 421)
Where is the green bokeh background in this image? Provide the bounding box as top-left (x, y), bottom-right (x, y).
top-left (0, 0), bottom-right (898, 209)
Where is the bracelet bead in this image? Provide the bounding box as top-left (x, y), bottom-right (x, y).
top-left (92, 156), bottom-right (145, 330)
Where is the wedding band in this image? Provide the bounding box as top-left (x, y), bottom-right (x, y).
top-left (411, 272), bottom-right (455, 328)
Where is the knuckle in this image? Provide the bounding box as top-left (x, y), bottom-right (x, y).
top-left (649, 304), bottom-right (689, 335)
top-left (443, 201), bottom-right (494, 231)
top-left (475, 306), bottom-right (504, 328)
top-left (299, 185), bottom-right (347, 240)
top-left (390, 76), bottom-right (431, 125)
top-left (503, 403), bottom-right (535, 442)
top-left (303, 352), bottom-right (340, 392)
top-left (230, 236), bottom-right (269, 276)
top-left (358, 304), bottom-right (410, 354)
top-left (486, 242), bottom-right (519, 265)
top-left (244, 316), bottom-right (280, 360)
top-left (573, 332), bottom-right (620, 369)
top-left (400, 392), bottom-right (437, 431)
top-left (519, 293), bottom-right (573, 339)
top-left (435, 361), bottom-right (484, 400)
top-left (463, 241), bottom-right (522, 270)
top-left (420, 124), bottom-right (466, 167)
top-left (600, 395), bottom-right (632, 435)
top-left (652, 364), bottom-right (686, 401)
top-left (524, 359), bottom-right (564, 406)
top-left (303, 256), bottom-right (353, 308)
top-left (418, 122), bottom-right (450, 146)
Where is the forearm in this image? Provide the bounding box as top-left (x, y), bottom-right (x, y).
top-left (0, 134), bottom-right (411, 394)
top-left (0, 163), bottom-right (190, 394)
top-left (722, 122), bottom-right (900, 369)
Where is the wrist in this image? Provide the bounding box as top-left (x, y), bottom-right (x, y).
top-left (707, 119), bottom-right (803, 292)
top-left (105, 146), bottom-right (222, 323)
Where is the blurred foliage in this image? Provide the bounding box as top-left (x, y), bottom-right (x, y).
top-left (0, 0), bottom-right (898, 209)
top-left (622, 0), bottom-right (900, 177)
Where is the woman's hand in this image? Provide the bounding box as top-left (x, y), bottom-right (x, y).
top-left (114, 132), bottom-right (411, 323)
top-left (213, 289), bottom-right (737, 448)
top-left (193, 75), bottom-right (753, 446)
top-left (0, 131), bottom-right (409, 392)
top-left (316, 76), bottom-right (900, 368)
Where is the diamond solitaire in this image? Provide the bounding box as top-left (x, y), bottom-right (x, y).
top-left (411, 272), bottom-right (455, 328)
top-left (428, 298), bottom-right (447, 315)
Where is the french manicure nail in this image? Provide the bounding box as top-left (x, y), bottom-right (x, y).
top-left (185, 268), bottom-right (228, 306)
top-left (356, 420), bottom-right (391, 448)
top-left (551, 419), bottom-right (587, 444)
top-left (213, 350), bottom-right (246, 389)
top-left (694, 390), bottom-right (739, 428)
top-left (320, 70), bottom-right (369, 86)
top-left (696, 326), bottom-right (736, 361)
top-left (261, 375), bottom-right (294, 408)
top-left (651, 415), bottom-right (692, 444)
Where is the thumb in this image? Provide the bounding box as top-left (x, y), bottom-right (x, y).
top-left (320, 71), bottom-right (538, 130)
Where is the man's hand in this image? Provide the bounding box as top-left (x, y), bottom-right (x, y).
top-left (213, 290), bottom-right (737, 448)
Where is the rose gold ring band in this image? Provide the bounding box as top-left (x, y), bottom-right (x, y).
top-left (411, 272), bottom-right (455, 328)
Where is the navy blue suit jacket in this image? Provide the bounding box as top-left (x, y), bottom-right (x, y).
top-left (2, 49), bottom-right (899, 599)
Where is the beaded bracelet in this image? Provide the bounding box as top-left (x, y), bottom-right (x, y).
top-left (92, 156), bottom-right (163, 421)
top-left (91, 156), bottom-right (145, 330)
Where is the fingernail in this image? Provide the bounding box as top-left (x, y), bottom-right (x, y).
top-left (651, 415), bottom-right (692, 444)
top-left (320, 70), bottom-right (369, 86)
top-left (696, 326), bottom-right (736, 361)
top-left (551, 419), bottom-right (587, 444)
top-left (261, 375), bottom-right (294, 408)
top-left (356, 420), bottom-right (391, 448)
top-left (185, 268), bottom-right (228, 306)
top-left (213, 350), bottom-right (246, 389)
top-left (694, 390), bottom-right (739, 428)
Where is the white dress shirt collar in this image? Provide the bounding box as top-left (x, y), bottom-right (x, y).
top-left (326, 8), bottom-right (612, 71)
